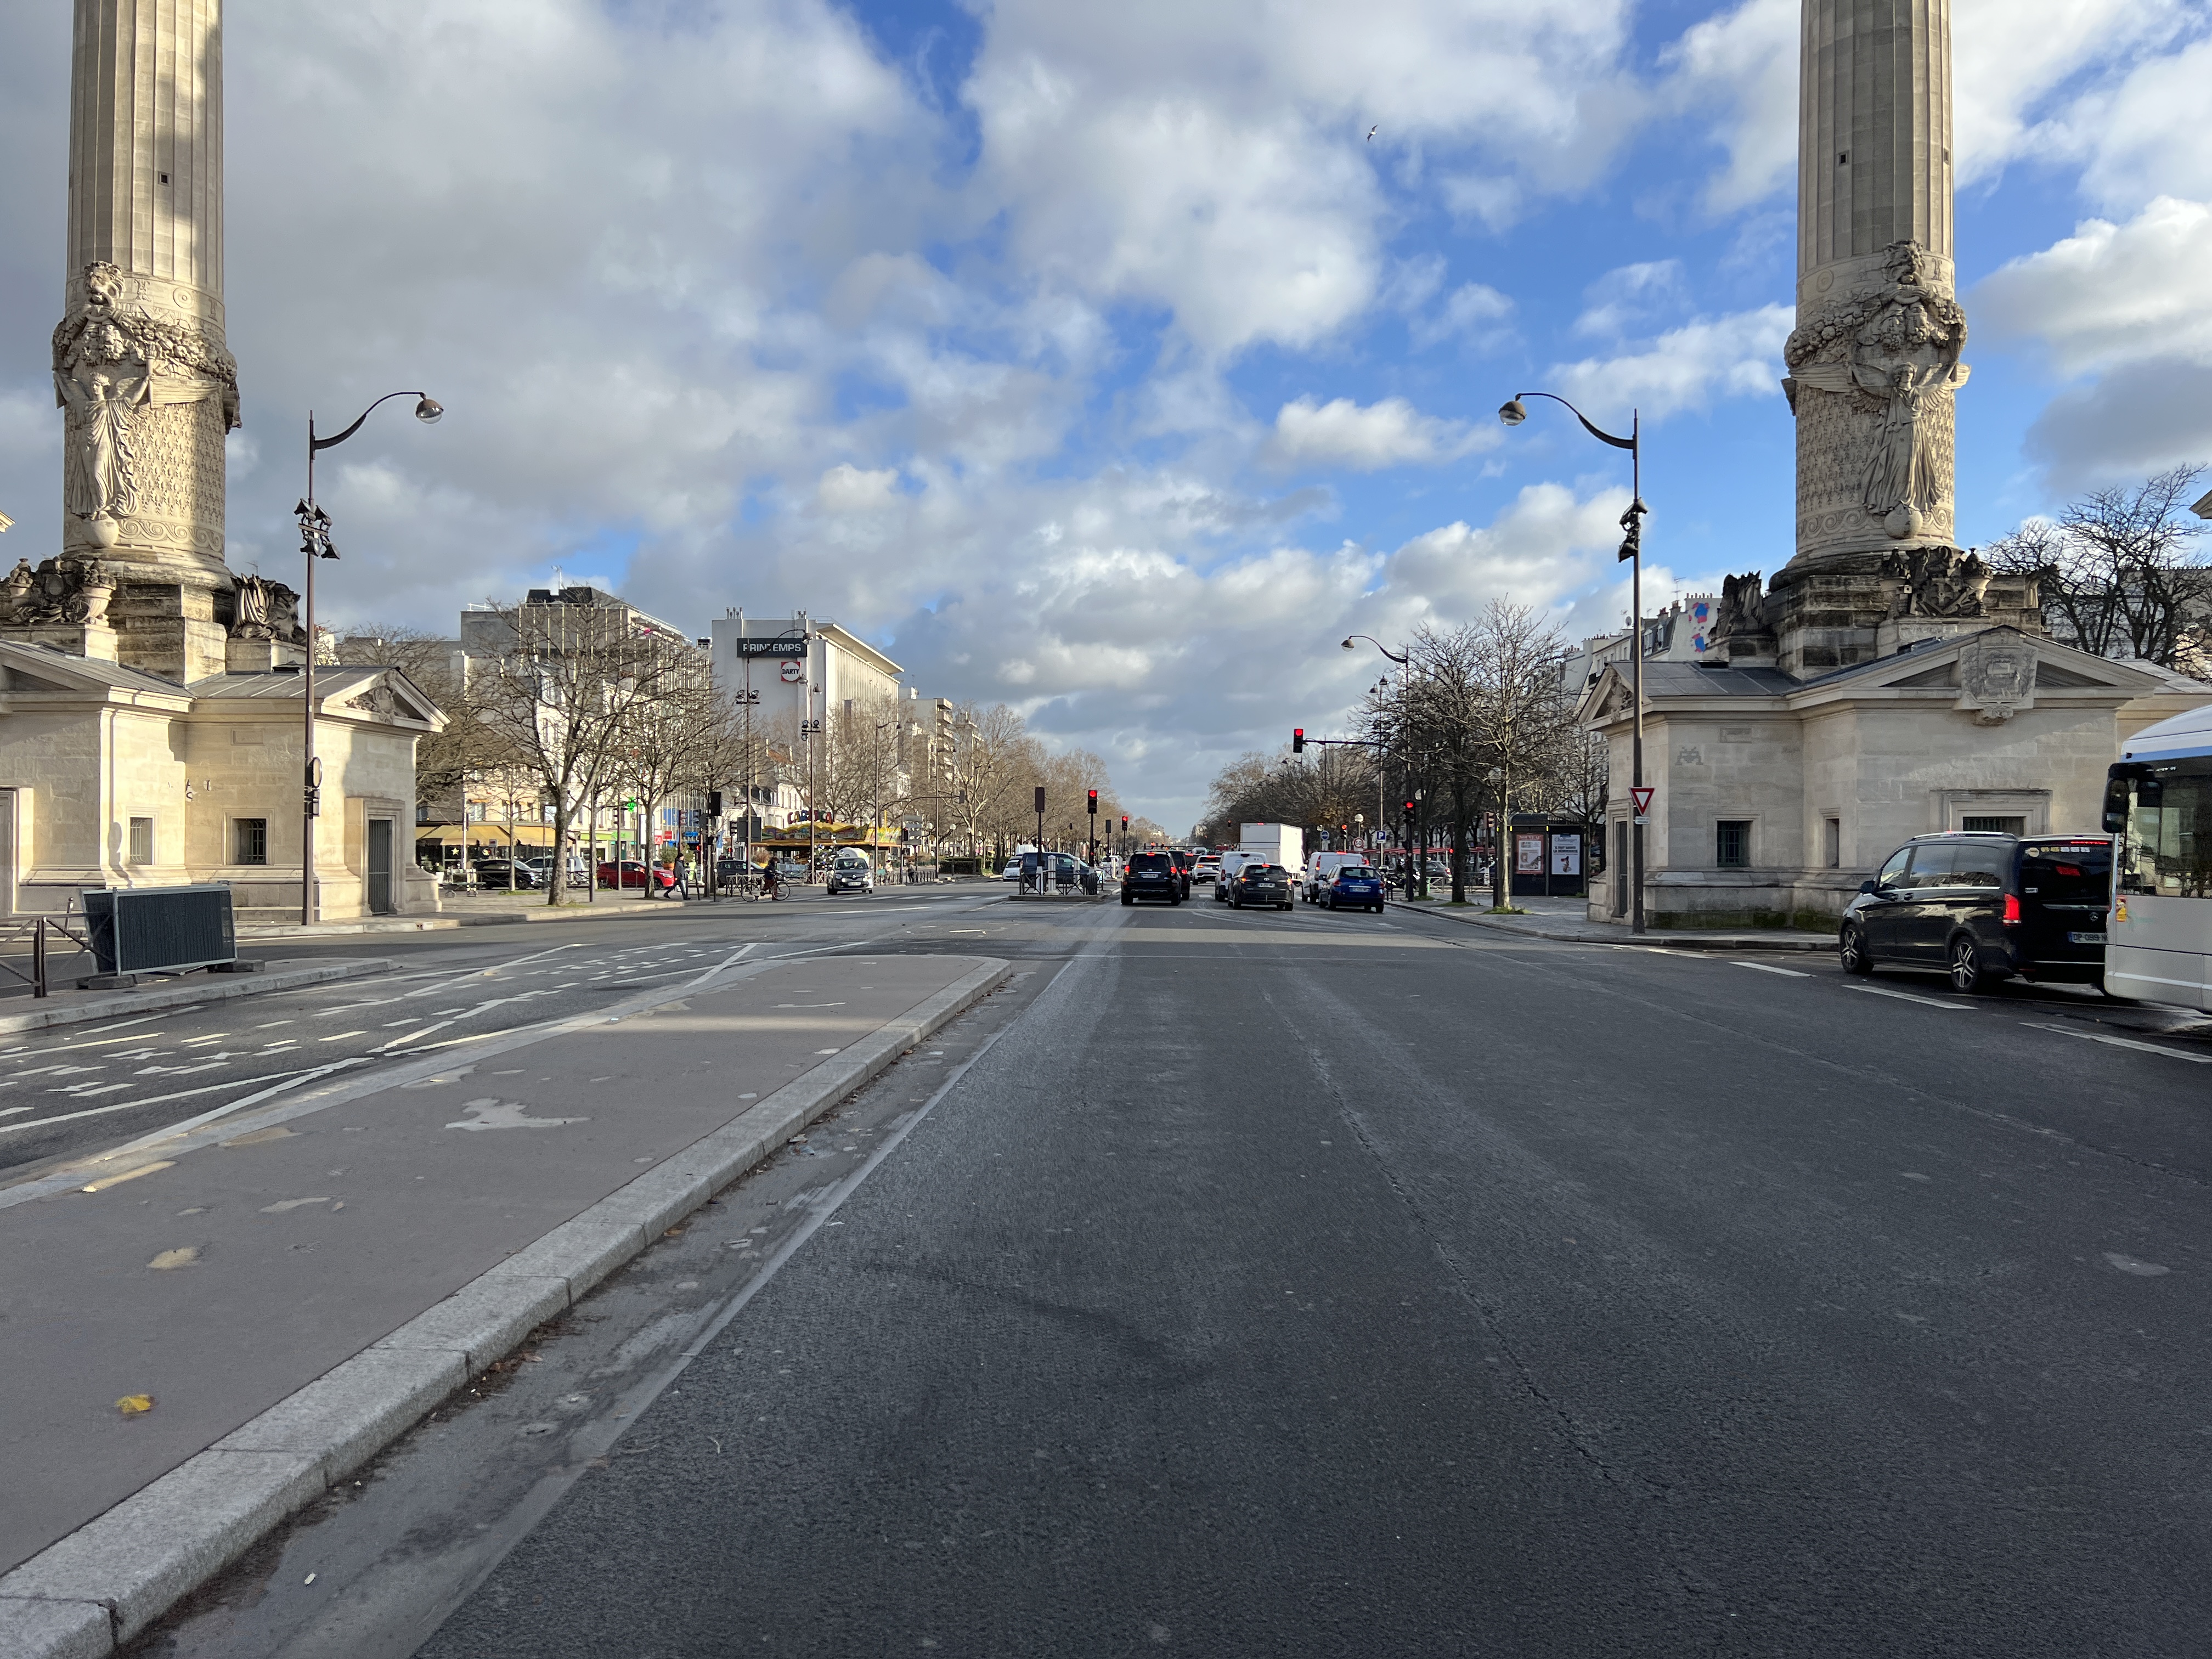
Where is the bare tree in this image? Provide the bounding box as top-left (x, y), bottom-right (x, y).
top-left (469, 602), bottom-right (692, 906)
top-left (1984, 465), bottom-right (2211, 674)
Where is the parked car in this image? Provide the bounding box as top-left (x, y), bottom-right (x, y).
top-left (1302, 851), bottom-right (1372, 904)
top-left (1325, 865), bottom-right (1386, 913)
top-left (827, 851), bottom-right (875, 895)
top-left (1839, 832), bottom-right (2113, 992)
top-left (598, 859), bottom-right (676, 892)
top-left (1229, 862), bottom-right (1294, 910)
top-left (470, 859), bottom-right (540, 890)
top-left (1121, 851), bottom-right (1183, 906)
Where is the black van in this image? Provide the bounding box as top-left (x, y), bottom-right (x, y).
top-left (1838, 833), bottom-right (2112, 993)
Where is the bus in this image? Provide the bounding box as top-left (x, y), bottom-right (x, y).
top-left (2102, 702), bottom-right (2212, 1012)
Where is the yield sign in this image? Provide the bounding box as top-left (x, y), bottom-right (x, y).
top-left (1630, 786), bottom-right (1655, 823)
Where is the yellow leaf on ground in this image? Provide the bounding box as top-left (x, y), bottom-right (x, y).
top-left (147, 1248), bottom-right (199, 1271)
top-left (116, 1395), bottom-right (155, 1416)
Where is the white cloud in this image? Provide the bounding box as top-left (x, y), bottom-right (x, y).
top-left (1550, 305), bottom-right (1792, 424)
top-left (964, 0), bottom-right (1640, 357)
top-left (1265, 397), bottom-right (1486, 472)
top-left (2045, 32), bottom-right (2212, 211)
top-left (816, 464), bottom-right (901, 514)
top-left (1974, 196), bottom-right (2212, 375)
top-left (1575, 260), bottom-right (1687, 338)
top-left (1659, 0), bottom-right (2204, 215)
top-left (1412, 282), bottom-right (1516, 351)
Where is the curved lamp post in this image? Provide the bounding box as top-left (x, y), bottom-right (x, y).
top-left (1340, 634), bottom-right (1408, 665)
top-left (1499, 391), bottom-right (1647, 935)
top-left (296, 392), bottom-right (442, 924)
top-left (1342, 636), bottom-right (1432, 895)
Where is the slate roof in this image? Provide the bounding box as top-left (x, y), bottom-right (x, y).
top-left (0, 639), bottom-right (190, 698)
top-left (185, 667), bottom-right (382, 701)
top-left (1638, 662), bottom-right (1798, 697)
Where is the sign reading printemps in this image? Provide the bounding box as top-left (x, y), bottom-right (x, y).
top-left (726, 633), bottom-right (810, 659)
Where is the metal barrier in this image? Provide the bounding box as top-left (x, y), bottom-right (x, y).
top-left (82, 885), bottom-right (238, 978)
top-left (0, 910), bottom-right (94, 1000)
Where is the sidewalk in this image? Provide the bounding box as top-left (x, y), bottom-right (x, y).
top-left (0, 958), bottom-right (391, 1037)
top-left (0, 951), bottom-right (1008, 1656)
top-left (1389, 893), bottom-right (1836, 953)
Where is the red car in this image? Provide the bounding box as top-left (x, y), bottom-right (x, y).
top-left (597, 860), bottom-right (676, 891)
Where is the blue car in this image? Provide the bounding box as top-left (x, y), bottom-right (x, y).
top-left (1327, 868), bottom-right (1385, 913)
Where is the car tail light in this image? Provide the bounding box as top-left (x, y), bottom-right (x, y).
top-left (2001, 893), bottom-right (2021, 926)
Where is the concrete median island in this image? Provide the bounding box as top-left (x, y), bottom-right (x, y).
top-left (0, 951), bottom-right (1009, 1657)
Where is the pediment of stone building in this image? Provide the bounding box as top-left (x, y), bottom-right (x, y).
top-left (334, 669), bottom-right (445, 730)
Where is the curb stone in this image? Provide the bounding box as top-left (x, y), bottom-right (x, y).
top-left (0, 958), bottom-right (392, 1037)
top-left (0, 956), bottom-right (1011, 1656)
top-left (1385, 900), bottom-right (1835, 952)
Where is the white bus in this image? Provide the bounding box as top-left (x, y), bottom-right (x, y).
top-left (2103, 702), bottom-right (2212, 1011)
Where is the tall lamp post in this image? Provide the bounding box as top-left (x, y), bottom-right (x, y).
top-left (296, 391), bottom-right (441, 926)
top-left (1498, 392), bottom-right (1646, 935)
top-left (1342, 636), bottom-right (1430, 897)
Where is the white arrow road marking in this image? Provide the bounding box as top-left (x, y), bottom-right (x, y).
top-left (2023, 1023), bottom-right (2212, 1064)
top-left (1846, 984), bottom-right (1969, 1010)
top-left (443, 1098), bottom-right (589, 1132)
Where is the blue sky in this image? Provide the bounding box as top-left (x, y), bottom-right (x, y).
top-left (2, 0), bottom-right (2209, 828)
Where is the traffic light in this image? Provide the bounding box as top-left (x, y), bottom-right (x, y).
top-left (706, 789), bottom-right (723, 819)
top-left (1088, 789), bottom-right (1098, 815)
top-left (1291, 728), bottom-right (1305, 753)
top-left (1121, 814), bottom-right (1129, 831)
top-left (1402, 800), bottom-right (1416, 820)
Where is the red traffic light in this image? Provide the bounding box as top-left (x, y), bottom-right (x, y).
top-left (1087, 789), bottom-right (1098, 812)
top-left (1402, 800), bottom-right (1415, 815)
top-left (1121, 814), bottom-right (1130, 830)
top-left (1291, 727), bottom-right (1305, 753)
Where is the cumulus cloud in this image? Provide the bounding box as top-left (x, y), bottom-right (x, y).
top-left (1550, 305), bottom-right (1792, 424)
top-left (1575, 260), bottom-right (1688, 338)
top-left (1974, 196), bottom-right (2212, 375)
top-left (964, 0), bottom-right (1640, 357)
top-left (1264, 397), bottom-right (1488, 472)
top-left (1659, 0), bottom-right (2204, 214)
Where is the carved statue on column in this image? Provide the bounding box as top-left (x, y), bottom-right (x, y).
top-left (1785, 242), bottom-right (1971, 543)
top-left (50, 260), bottom-right (240, 550)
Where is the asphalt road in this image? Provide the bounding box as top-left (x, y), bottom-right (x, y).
top-left (131, 894), bottom-right (2212, 1656)
top-left (0, 888), bottom-right (1009, 1183)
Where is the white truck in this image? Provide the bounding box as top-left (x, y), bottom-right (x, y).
top-left (1238, 822), bottom-right (1303, 873)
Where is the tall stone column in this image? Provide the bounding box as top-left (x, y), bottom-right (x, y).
top-left (30, 0), bottom-right (243, 682)
top-left (1753, 0), bottom-right (2027, 678)
top-left (1783, 0), bottom-right (1967, 568)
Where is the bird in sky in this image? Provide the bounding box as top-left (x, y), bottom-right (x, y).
top-left (1366, 125), bottom-right (1378, 142)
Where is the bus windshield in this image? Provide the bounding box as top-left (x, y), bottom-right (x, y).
top-left (2117, 763), bottom-right (2212, 899)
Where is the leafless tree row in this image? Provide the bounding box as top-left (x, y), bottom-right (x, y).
top-left (1984, 465), bottom-right (2212, 677)
top-left (1205, 600), bottom-right (1595, 906)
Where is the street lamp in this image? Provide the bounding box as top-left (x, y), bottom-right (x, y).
top-left (297, 391), bottom-right (441, 926)
top-left (1341, 634), bottom-right (1409, 665)
top-left (1500, 389), bottom-right (1646, 935)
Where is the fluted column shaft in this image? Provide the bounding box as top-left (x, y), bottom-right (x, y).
top-left (1786, 0), bottom-right (1966, 569)
top-left (54, 0), bottom-right (235, 583)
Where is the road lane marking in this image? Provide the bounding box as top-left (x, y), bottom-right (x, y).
top-left (1733, 962), bottom-right (1812, 978)
top-left (2023, 1022), bottom-right (2212, 1063)
top-left (1846, 985), bottom-right (1969, 1010)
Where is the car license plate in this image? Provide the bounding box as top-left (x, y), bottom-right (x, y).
top-left (2068, 930), bottom-right (2106, 944)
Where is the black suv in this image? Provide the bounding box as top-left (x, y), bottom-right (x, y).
top-left (1229, 862), bottom-right (1293, 910)
top-left (1121, 852), bottom-right (1183, 906)
top-left (1839, 832), bottom-right (2112, 992)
